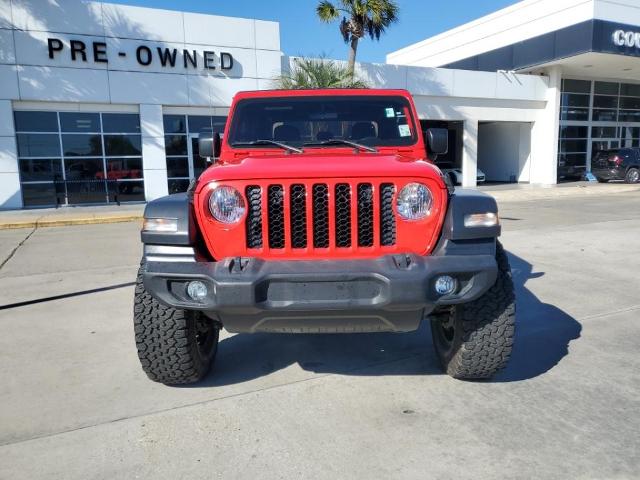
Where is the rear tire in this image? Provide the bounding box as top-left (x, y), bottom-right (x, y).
top-left (133, 263), bottom-right (219, 385)
top-left (430, 241), bottom-right (515, 379)
top-left (625, 168), bottom-right (640, 184)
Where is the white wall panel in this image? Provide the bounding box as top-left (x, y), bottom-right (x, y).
top-left (17, 66), bottom-right (110, 102)
top-left (108, 71), bottom-right (188, 105)
top-left (256, 50), bottom-right (282, 80)
top-left (406, 67), bottom-right (453, 96)
top-left (102, 3), bottom-right (183, 43)
top-left (0, 0), bottom-right (12, 29)
top-left (0, 65), bottom-right (19, 99)
top-left (142, 168), bottom-right (168, 201)
top-left (140, 104), bottom-right (164, 138)
top-left (14, 31), bottom-right (108, 70)
top-left (11, 0), bottom-right (104, 36)
top-left (0, 136), bottom-right (18, 173)
top-left (0, 172), bottom-right (22, 209)
top-left (187, 75), bottom-right (258, 107)
top-left (255, 20), bottom-right (280, 51)
top-left (0, 100), bottom-right (14, 136)
top-left (184, 12), bottom-right (254, 49)
top-left (0, 28), bottom-right (15, 64)
top-left (141, 135), bottom-right (166, 171)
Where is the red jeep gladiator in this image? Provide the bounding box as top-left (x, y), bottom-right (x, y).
top-left (135, 89), bottom-right (515, 385)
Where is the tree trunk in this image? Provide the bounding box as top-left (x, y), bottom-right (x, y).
top-left (348, 36), bottom-right (359, 76)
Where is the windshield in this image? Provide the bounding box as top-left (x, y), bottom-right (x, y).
top-left (227, 95), bottom-right (418, 149)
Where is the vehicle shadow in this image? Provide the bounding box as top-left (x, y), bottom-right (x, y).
top-left (187, 250), bottom-right (581, 388)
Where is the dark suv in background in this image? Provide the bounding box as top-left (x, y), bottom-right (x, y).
top-left (592, 149), bottom-right (640, 183)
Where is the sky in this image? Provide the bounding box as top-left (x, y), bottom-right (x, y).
top-left (108, 0), bottom-right (518, 63)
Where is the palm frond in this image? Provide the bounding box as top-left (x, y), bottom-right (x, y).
top-left (316, 1), bottom-right (340, 22)
top-left (272, 57), bottom-right (370, 90)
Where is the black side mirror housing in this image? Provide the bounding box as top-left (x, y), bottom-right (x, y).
top-left (198, 131), bottom-right (221, 161)
top-left (425, 128), bottom-right (449, 158)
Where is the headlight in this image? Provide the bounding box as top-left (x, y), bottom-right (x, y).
top-left (209, 186), bottom-right (246, 224)
top-left (396, 183), bottom-right (433, 220)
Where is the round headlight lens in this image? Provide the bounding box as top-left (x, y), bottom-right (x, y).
top-left (209, 186), bottom-right (246, 224)
top-left (396, 183), bottom-right (433, 220)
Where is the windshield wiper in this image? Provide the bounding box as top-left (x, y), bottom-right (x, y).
top-left (303, 139), bottom-right (378, 153)
top-left (231, 139), bottom-right (303, 154)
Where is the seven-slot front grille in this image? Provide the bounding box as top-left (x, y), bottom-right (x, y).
top-left (246, 182), bottom-right (396, 251)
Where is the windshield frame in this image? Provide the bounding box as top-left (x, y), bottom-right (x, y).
top-left (226, 94), bottom-right (420, 151)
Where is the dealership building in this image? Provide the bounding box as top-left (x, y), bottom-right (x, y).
top-left (1, 0), bottom-right (640, 209)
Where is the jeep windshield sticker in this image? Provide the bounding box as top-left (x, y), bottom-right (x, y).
top-left (398, 124), bottom-right (411, 137)
top-left (385, 107), bottom-right (395, 118)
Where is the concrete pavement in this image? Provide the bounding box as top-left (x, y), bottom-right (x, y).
top-left (0, 192), bottom-right (639, 479)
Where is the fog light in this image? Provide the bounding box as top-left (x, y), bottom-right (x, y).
top-left (434, 275), bottom-right (457, 295)
top-left (187, 281), bottom-right (208, 301)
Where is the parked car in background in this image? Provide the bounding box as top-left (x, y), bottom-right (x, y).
top-left (436, 162), bottom-right (486, 185)
top-left (592, 148), bottom-right (640, 183)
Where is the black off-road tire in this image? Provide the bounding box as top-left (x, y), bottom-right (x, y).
top-left (624, 167), bottom-right (640, 184)
top-left (431, 241), bottom-right (515, 379)
top-left (133, 264), bottom-right (219, 385)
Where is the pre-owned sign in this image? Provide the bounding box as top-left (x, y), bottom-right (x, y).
top-left (47, 37), bottom-right (234, 71)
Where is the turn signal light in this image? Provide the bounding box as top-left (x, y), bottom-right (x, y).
top-left (142, 217), bottom-right (178, 232)
top-left (464, 212), bottom-right (499, 228)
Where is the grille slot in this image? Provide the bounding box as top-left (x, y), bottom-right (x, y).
top-left (247, 181), bottom-right (397, 252)
top-left (245, 185), bottom-right (263, 248)
top-left (267, 185), bottom-right (285, 249)
top-left (289, 184), bottom-right (307, 248)
top-left (335, 183), bottom-right (352, 248)
top-left (357, 184), bottom-right (374, 247)
top-left (312, 184), bottom-right (329, 248)
top-left (380, 183), bottom-right (396, 246)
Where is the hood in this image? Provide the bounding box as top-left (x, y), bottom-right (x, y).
top-left (196, 153), bottom-right (446, 192)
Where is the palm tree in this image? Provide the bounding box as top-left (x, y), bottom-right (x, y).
top-left (273, 57), bottom-right (369, 89)
top-left (317, 0), bottom-right (399, 74)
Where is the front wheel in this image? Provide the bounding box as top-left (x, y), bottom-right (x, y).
top-left (430, 241), bottom-right (515, 379)
top-left (133, 264), bottom-right (220, 385)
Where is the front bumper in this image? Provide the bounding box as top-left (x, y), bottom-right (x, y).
top-left (143, 253), bottom-right (497, 333)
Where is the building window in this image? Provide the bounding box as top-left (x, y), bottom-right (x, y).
top-left (163, 114), bottom-right (227, 193)
top-left (558, 79), bottom-right (640, 181)
top-left (14, 111), bottom-right (143, 207)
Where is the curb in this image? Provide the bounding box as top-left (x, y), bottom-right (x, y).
top-left (0, 214), bottom-right (143, 230)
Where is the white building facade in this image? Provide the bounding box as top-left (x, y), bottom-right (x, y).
top-left (388, 0), bottom-right (640, 185)
top-left (7, 0), bottom-right (628, 209)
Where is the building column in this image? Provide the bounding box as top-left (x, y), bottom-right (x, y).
top-left (530, 65), bottom-right (561, 185)
top-left (140, 104), bottom-right (169, 201)
top-left (0, 100), bottom-right (22, 210)
top-left (462, 119), bottom-right (478, 188)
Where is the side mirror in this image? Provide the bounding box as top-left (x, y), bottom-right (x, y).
top-left (198, 131), bottom-right (221, 161)
top-left (425, 128), bottom-right (448, 158)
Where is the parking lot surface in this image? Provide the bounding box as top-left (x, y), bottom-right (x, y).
top-left (1, 192), bottom-right (639, 479)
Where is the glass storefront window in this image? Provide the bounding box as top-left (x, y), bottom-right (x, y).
top-left (102, 113), bottom-right (140, 133)
top-left (163, 115), bottom-right (186, 134)
top-left (62, 134), bottom-right (103, 156)
top-left (104, 134), bottom-right (142, 156)
top-left (13, 111), bottom-right (58, 132)
top-left (594, 82), bottom-right (619, 95)
top-left (163, 114), bottom-right (227, 194)
top-left (14, 110), bottom-right (144, 207)
top-left (59, 113), bottom-right (101, 132)
top-left (562, 79), bottom-right (590, 94)
top-left (19, 158), bottom-right (63, 182)
top-left (16, 134), bottom-right (61, 157)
